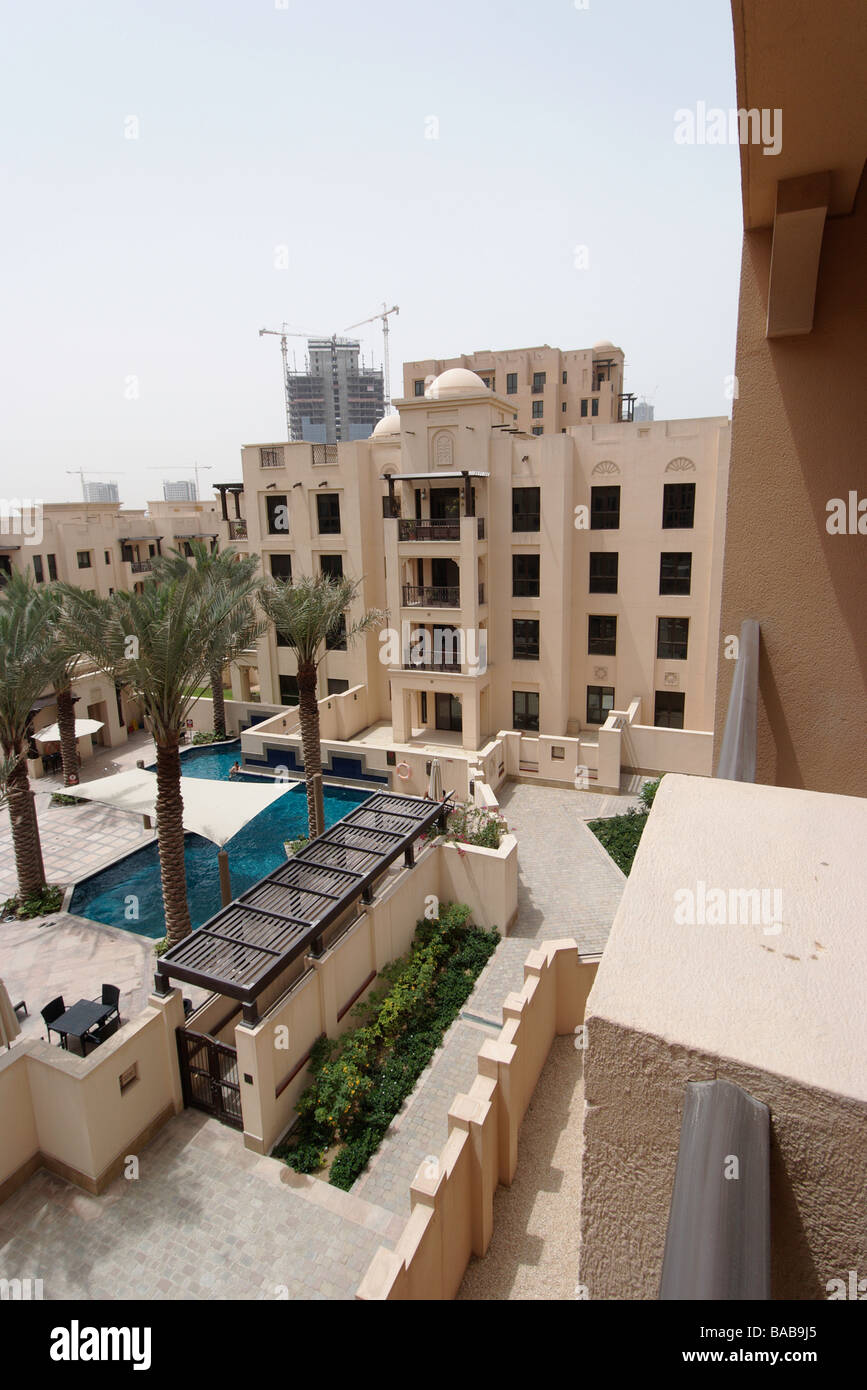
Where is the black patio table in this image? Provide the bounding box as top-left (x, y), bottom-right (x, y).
top-left (49, 999), bottom-right (114, 1050)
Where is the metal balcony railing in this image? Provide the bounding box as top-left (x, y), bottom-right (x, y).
top-left (401, 658), bottom-right (462, 673)
top-left (228, 519), bottom-right (248, 540)
top-left (130, 559), bottom-right (152, 573)
top-left (398, 519), bottom-right (460, 542)
top-left (402, 584), bottom-right (460, 608)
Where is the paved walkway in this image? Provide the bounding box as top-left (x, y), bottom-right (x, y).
top-left (353, 779), bottom-right (637, 1218)
top-left (0, 1110), bottom-right (400, 1301)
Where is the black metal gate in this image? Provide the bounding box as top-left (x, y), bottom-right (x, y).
top-left (177, 1028), bottom-right (243, 1130)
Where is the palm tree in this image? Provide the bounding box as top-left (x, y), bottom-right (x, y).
top-left (0, 575), bottom-right (56, 901)
top-left (44, 583), bottom-right (93, 787)
top-left (63, 574), bottom-right (260, 946)
top-left (151, 540), bottom-right (262, 740)
top-left (259, 574), bottom-right (386, 838)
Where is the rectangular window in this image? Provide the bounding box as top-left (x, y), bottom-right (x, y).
top-left (513, 690), bottom-right (539, 732)
top-left (590, 485), bottom-right (620, 530)
top-left (562, 371), bottom-right (567, 385)
top-left (512, 487), bottom-right (540, 532)
top-left (269, 554), bottom-right (292, 582)
top-left (260, 447), bottom-right (283, 468)
top-left (657, 616), bottom-right (690, 660)
top-left (33, 555), bottom-right (44, 583)
top-left (586, 685), bottom-right (615, 726)
top-left (326, 613), bottom-right (347, 651)
top-left (551, 745), bottom-right (565, 759)
top-left (589, 552), bottom-right (618, 593)
top-left (47, 554), bottom-right (57, 581)
top-left (591, 398), bottom-right (599, 417)
top-left (662, 482), bottom-right (696, 528)
top-left (104, 550), bottom-right (111, 564)
top-left (512, 553), bottom-right (540, 597)
top-left (320, 553), bottom-right (343, 579)
top-left (279, 674), bottom-right (299, 705)
top-left (561, 402), bottom-right (567, 413)
top-left (414, 379), bottom-right (425, 396)
top-left (580, 398), bottom-right (588, 417)
top-left (327, 678), bottom-right (350, 695)
top-left (317, 493), bottom-right (341, 535)
top-left (532, 371), bottom-right (546, 393)
top-left (120, 543), bottom-right (133, 564)
top-left (659, 552), bottom-right (692, 595)
top-left (77, 551), bottom-right (91, 569)
top-left (532, 400), bottom-right (544, 418)
top-left (654, 691), bottom-right (685, 729)
top-left (266, 494), bottom-right (288, 535)
top-left (531, 426), bottom-right (543, 436)
top-left (588, 615), bottom-right (617, 655)
top-left (506, 372), bottom-right (518, 394)
top-left (513, 618), bottom-right (540, 661)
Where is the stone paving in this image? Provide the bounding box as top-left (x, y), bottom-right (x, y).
top-left (353, 778), bottom-right (638, 1218)
top-left (0, 1110), bottom-right (400, 1301)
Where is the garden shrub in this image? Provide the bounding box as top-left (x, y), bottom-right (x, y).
top-left (277, 901), bottom-right (499, 1188)
top-left (588, 776), bottom-right (664, 874)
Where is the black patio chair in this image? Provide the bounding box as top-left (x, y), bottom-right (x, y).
top-left (97, 984), bottom-right (120, 1023)
top-left (41, 996), bottom-right (65, 1043)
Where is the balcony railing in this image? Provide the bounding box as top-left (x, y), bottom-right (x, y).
top-left (398, 519), bottom-right (460, 542)
top-left (402, 584), bottom-right (460, 608)
top-left (401, 658), bottom-right (462, 673)
top-left (228, 519), bottom-right (248, 540)
top-left (130, 559), bottom-right (152, 574)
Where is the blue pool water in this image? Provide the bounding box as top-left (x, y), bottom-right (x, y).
top-left (69, 745), bottom-right (370, 938)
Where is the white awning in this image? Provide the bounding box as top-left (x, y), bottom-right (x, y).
top-left (34, 718), bottom-right (104, 743)
top-left (71, 769), bottom-right (293, 847)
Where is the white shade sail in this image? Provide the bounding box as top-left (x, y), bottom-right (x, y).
top-left (34, 718), bottom-right (104, 743)
top-left (70, 768), bottom-right (294, 847)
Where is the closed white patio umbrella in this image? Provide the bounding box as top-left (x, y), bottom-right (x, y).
top-left (428, 757), bottom-right (443, 801)
top-left (0, 980), bottom-right (21, 1050)
top-left (34, 718), bottom-right (104, 743)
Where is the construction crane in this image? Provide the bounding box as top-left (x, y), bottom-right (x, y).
top-left (65, 469), bottom-right (126, 501)
top-left (259, 324), bottom-right (335, 440)
top-left (146, 463), bottom-right (213, 500)
top-left (344, 304), bottom-right (399, 414)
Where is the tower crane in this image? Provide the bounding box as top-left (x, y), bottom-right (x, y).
top-left (344, 304), bottom-right (399, 414)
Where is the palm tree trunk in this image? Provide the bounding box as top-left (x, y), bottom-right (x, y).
top-left (155, 735), bottom-right (193, 947)
top-left (209, 663), bottom-right (227, 740)
top-left (4, 743), bottom-right (46, 901)
top-left (55, 684), bottom-right (79, 786)
top-left (297, 662), bottom-right (323, 839)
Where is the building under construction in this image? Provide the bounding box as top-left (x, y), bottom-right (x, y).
top-left (288, 338), bottom-right (385, 444)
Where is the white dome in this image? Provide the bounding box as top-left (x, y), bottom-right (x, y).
top-left (371, 413), bottom-right (401, 438)
top-left (425, 367), bottom-right (489, 399)
top-left (593, 339), bottom-right (616, 351)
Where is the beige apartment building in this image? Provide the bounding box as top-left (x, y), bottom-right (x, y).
top-left (403, 342), bottom-right (633, 436)
top-left (239, 369), bottom-right (730, 787)
top-left (0, 496), bottom-right (225, 777)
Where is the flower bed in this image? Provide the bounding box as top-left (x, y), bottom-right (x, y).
top-left (275, 902), bottom-right (499, 1190)
top-left (441, 801), bottom-right (509, 850)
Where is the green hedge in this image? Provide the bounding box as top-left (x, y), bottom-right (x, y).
top-left (587, 777), bottom-right (662, 875)
top-left (274, 902), bottom-right (499, 1190)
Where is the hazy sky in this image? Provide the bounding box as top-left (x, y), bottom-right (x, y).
top-left (1, 0), bottom-right (742, 511)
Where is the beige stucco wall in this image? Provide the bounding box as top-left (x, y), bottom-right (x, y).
top-left (579, 773), bottom-right (867, 1298)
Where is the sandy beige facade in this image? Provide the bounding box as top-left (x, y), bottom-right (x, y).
top-left (241, 369), bottom-right (729, 783)
top-left (713, 0), bottom-right (867, 796)
top-left (403, 342), bottom-right (630, 436)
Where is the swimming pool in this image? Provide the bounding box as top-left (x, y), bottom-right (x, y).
top-left (69, 745), bottom-right (370, 938)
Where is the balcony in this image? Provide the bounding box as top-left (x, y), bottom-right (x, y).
top-left (402, 584), bottom-right (459, 608)
top-left (401, 657), bottom-right (462, 674)
top-left (227, 519), bottom-right (248, 540)
top-left (396, 517), bottom-right (486, 543)
top-left (130, 559), bottom-right (152, 574)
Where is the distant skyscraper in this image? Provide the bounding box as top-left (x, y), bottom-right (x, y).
top-left (634, 399), bottom-right (655, 422)
top-left (83, 480), bottom-right (119, 502)
top-left (163, 479), bottom-right (198, 501)
top-left (288, 338), bottom-right (385, 444)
